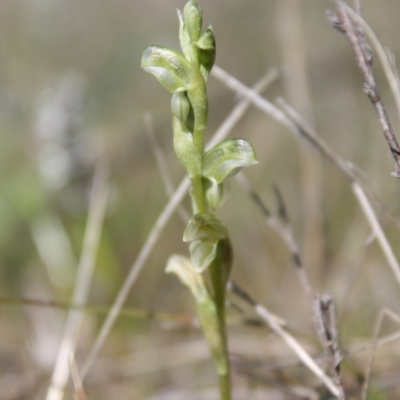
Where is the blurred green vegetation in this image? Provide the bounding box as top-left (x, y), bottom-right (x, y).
top-left (1, 0), bottom-right (400, 399)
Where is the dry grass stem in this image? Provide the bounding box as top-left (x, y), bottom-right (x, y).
top-left (276, 0), bottom-right (324, 275)
top-left (362, 309), bottom-right (400, 400)
top-left (332, 0), bottom-right (400, 177)
top-left (278, 98), bottom-right (400, 232)
top-left (69, 352), bottom-right (89, 400)
top-left (80, 70), bottom-right (279, 380)
top-left (212, 65), bottom-right (400, 231)
top-left (235, 173), bottom-right (314, 301)
top-left (228, 282), bottom-right (340, 397)
top-left (314, 295), bottom-right (347, 400)
top-left (144, 112), bottom-right (190, 222)
top-left (352, 183), bottom-right (400, 288)
top-left (80, 175), bottom-right (191, 380)
top-left (46, 162), bottom-right (109, 400)
top-left (0, 296), bottom-right (198, 326)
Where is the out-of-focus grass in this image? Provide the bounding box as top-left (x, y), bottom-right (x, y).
top-left (1, 1), bottom-right (400, 399)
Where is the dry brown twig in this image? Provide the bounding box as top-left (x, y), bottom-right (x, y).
top-left (314, 295), bottom-right (347, 400)
top-left (228, 282), bottom-right (340, 397)
top-left (330, 0), bottom-right (400, 177)
top-left (211, 66), bottom-right (400, 231)
top-left (235, 173), bottom-right (314, 302)
top-left (277, 98), bottom-right (400, 232)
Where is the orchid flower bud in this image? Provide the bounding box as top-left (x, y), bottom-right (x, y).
top-left (183, 0), bottom-right (203, 42)
top-left (196, 27), bottom-right (216, 79)
top-left (171, 91), bottom-right (191, 124)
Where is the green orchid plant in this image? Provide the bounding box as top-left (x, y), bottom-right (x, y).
top-left (141, 1), bottom-right (257, 398)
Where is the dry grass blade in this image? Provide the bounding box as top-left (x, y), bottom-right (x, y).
top-left (212, 65), bottom-right (400, 231)
top-left (46, 162), bottom-right (109, 400)
top-left (80, 69), bottom-right (279, 380)
top-left (0, 296), bottom-right (197, 326)
top-left (352, 183), bottom-right (400, 288)
top-left (228, 282), bottom-right (340, 398)
top-left (278, 99), bottom-right (400, 232)
top-left (69, 352), bottom-right (89, 400)
top-left (235, 173), bottom-right (314, 301)
top-left (362, 309), bottom-right (400, 400)
top-left (144, 112), bottom-right (190, 222)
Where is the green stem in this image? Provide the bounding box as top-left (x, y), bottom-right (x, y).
top-left (187, 56), bottom-right (208, 158)
top-left (218, 370), bottom-right (232, 400)
top-left (191, 175), bottom-right (206, 213)
top-left (209, 255), bottom-right (231, 400)
top-left (187, 62), bottom-right (208, 214)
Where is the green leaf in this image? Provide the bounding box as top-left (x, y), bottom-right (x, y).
top-left (183, 212), bottom-right (227, 244)
top-left (165, 254), bottom-right (229, 375)
top-left (165, 254), bottom-right (209, 301)
top-left (202, 138), bottom-right (258, 184)
top-left (183, 0), bottom-right (202, 42)
top-left (196, 27), bottom-right (216, 80)
top-left (141, 46), bottom-right (190, 93)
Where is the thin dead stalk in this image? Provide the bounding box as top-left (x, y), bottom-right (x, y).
top-left (344, 6), bottom-right (400, 126)
top-left (235, 173), bottom-right (314, 301)
top-left (69, 352), bottom-right (89, 400)
top-left (211, 65), bottom-right (400, 231)
top-left (278, 98), bottom-right (400, 233)
top-left (144, 112), bottom-right (190, 222)
top-left (352, 183), bottom-right (400, 288)
top-left (331, 0), bottom-right (400, 177)
top-left (46, 162), bottom-right (109, 400)
top-left (228, 282), bottom-right (340, 398)
top-left (362, 308), bottom-right (400, 400)
top-left (314, 295), bottom-right (347, 400)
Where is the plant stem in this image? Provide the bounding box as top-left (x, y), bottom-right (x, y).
top-left (209, 253), bottom-right (232, 400)
top-left (190, 175), bottom-right (206, 213)
top-left (218, 370), bottom-right (232, 400)
top-left (186, 58), bottom-right (208, 214)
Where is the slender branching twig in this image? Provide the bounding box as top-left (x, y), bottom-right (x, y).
top-left (46, 162), bottom-right (109, 400)
top-left (344, 6), bottom-right (400, 126)
top-left (228, 282), bottom-right (340, 397)
top-left (278, 98), bottom-right (400, 232)
top-left (314, 295), bottom-right (347, 400)
top-left (211, 66), bottom-right (400, 231)
top-left (235, 173), bottom-right (314, 301)
top-left (331, 0), bottom-right (400, 177)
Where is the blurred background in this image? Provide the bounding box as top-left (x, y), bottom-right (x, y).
top-left (1, 0), bottom-right (400, 398)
